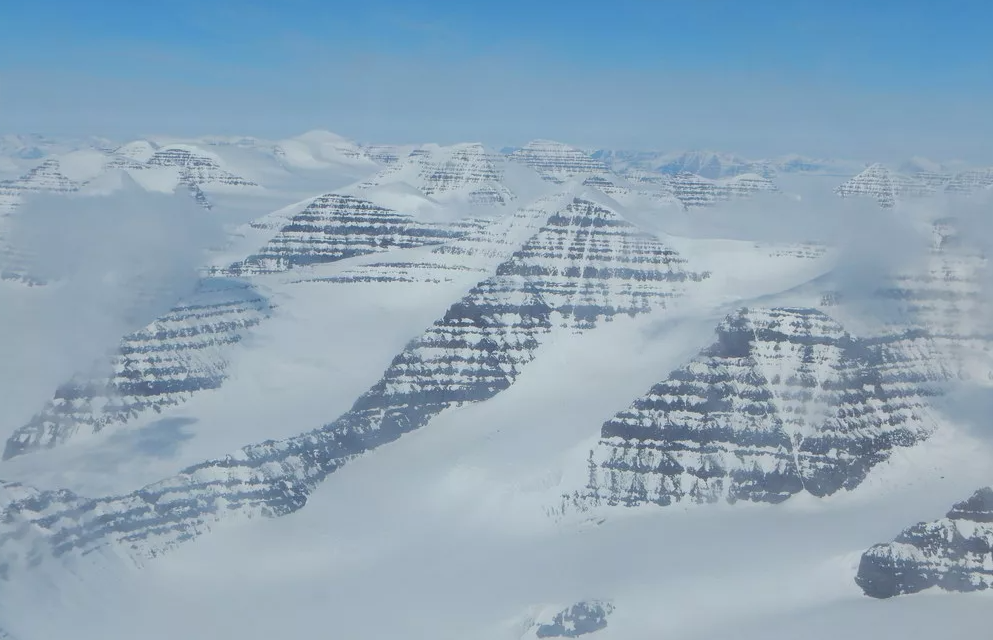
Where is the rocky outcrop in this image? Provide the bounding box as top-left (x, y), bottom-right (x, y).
top-left (360, 145), bottom-right (401, 165)
top-left (183, 181), bottom-right (212, 210)
top-left (0, 197), bottom-right (707, 567)
top-left (669, 172), bottom-right (777, 208)
top-left (223, 194), bottom-right (475, 275)
top-left (856, 488), bottom-right (993, 598)
top-left (533, 601), bottom-right (614, 638)
top-left (723, 173), bottom-right (778, 197)
top-left (509, 141), bottom-right (608, 183)
top-left (3, 278), bottom-right (272, 459)
top-left (579, 307), bottom-right (937, 508)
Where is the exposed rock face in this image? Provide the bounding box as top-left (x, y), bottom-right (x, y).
top-left (580, 307), bottom-right (937, 508)
top-left (836, 164), bottom-right (993, 207)
top-left (359, 143), bottom-right (515, 204)
top-left (835, 164), bottom-right (932, 208)
top-left (183, 181), bottom-right (212, 210)
top-left (856, 488), bottom-right (993, 598)
top-left (0, 159), bottom-right (79, 217)
top-left (581, 175), bottom-right (682, 208)
top-left (3, 278), bottom-right (272, 459)
top-left (360, 145), bottom-right (401, 165)
top-left (581, 175), bottom-right (628, 197)
top-left (534, 601), bottom-right (614, 638)
top-left (224, 194), bottom-right (473, 275)
top-left (723, 173), bottom-right (779, 197)
top-left (509, 141), bottom-right (608, 183)
top-left (946, 168), bottom-right (993, 194)
top-left (4, 160), bottom-right (78, 196)
top-left (146, 147), bottom-right (257, 187)
top-left (0, 197), bottom-right (707, 567)
top-left (669, 172), bottom-right (777, 208)
top-left (309, 260), bottom-right (483, 285)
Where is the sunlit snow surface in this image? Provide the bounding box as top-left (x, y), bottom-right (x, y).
top-left (0, 134), bottom-right (992, 639)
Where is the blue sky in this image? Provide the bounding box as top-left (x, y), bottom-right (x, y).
top-left (1, 0), bottom-right (991, 160)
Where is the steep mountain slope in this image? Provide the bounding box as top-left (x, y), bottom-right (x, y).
top-left (4, 278), bottom-right (272, 459)
top-left (836, 163), bottom-right (993, 207)
top-left (583, 171), bottom-right (778, 210)
top-left (509, 141), bottom-right (608, 183)
top-left (355, 143), bottom-right (517, 209)
top-left (577, 306), bottom-right (938, 509)
top-left (144, 146), bottom-right (258, 188)
top-left (856, 487), bottom-right (993, 598)
top-left (0, 193), bottom-right (711, 568)
top-left (670, 172), bottom-right (778, 208)
top-left (222, 193), bottom-right (477, 276)
top-left (945, 168), bottom-right (993, 194)
top-left (834, 164), bottom-right (933, 208)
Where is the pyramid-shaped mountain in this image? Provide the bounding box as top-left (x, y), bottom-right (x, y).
top-left (578, 307), bottom-right (937, 508)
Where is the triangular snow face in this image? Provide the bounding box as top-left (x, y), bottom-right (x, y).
top-left (223, 193), bottom-right (474, 275)
top-left (0, 197), bottom-right (709, 566)
top-left (834, 163), bottom-right (932, 208)
top-left (856, 487), bottom-right (993, 598)
top-left (509, 140), bottom-right (608, 183)
top-left (3, 278), bottom-right (272, 459)
top-left (581, 307), bottom-right (937, 508)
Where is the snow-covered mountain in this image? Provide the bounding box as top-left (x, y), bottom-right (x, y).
top-left (576, 306), bottom-right (936, 509)
top-left (857, 487), bottom-right (993, 598)
top-left (509, 140), bottom-right (609, 183)
top-left (836, 163), bottom-right (993, 207)
top-left (357, 142), bottom-right (517, 208)
top-left (592, 149), bottom-right (859, 179)
top-left (2, 130), bottom-right (993, 640)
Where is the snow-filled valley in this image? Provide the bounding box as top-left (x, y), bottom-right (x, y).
top-left (0, 131), bottom-right (992, 640)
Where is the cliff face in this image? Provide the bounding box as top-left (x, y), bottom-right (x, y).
top-left (857, 487), bottom-right (993, 598)
top-left (580, 307), bottom-right (937, 508)
top-left (224, 194), bottom-right (473, 276)
top-left (509, 141), bottom-right (609, 183)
